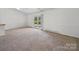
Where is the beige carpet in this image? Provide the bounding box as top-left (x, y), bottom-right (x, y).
top-left (0, 28), bottom-right (79, 51)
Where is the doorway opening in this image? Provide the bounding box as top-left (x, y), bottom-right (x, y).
top-left (33, 14), bottom-right (44, 30)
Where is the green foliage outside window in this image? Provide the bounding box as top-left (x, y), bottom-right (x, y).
top-left (34, 17), bottom-right (37, 24)
top-left (34, 16), bottom-right (41, 25)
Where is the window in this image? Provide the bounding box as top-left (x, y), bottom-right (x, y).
top-left (34, 16), bottom-right (41, 25)
top-left (34, 17), bottom-right (38, 24)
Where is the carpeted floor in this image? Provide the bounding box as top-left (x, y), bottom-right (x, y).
top-left (0, 28), bottom-right (79, 51)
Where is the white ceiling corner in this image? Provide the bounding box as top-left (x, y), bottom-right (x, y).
top-left (16, 8), bottom-right (51, 14)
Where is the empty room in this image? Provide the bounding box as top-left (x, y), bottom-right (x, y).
top-left (0, 8), bottom-right (79, 51)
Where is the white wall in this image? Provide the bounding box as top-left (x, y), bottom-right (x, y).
top-left (22, 8), bottom-right (79, 38)
top-left (44, 8), bottom-right (79, 38)
top-left (0, 8), bottom-right (28, 30)
top-left (0, 25), bottom-right (5, 36)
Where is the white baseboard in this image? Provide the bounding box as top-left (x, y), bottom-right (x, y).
top-left (45, 29), bottom-right (79, 39)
